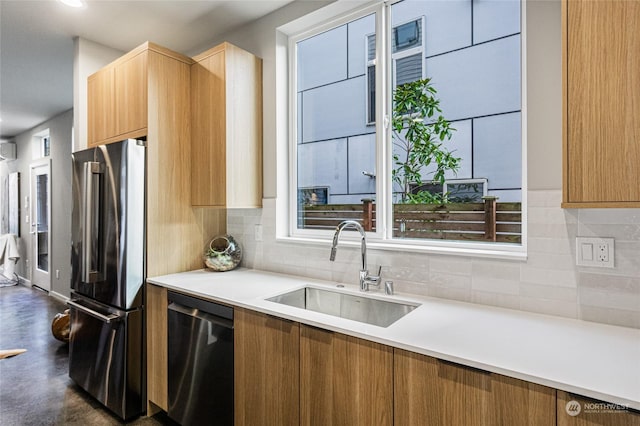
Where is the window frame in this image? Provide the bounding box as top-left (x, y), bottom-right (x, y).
top-left (41, 135), bottom-right (50, 157)
top-left (443, 178), bottom-right (489, 201)
top-left (390, 16), bottom-right (426, 88)
top-left (281, 0), bottom-right (528, 260)
top-left (33, 128), bottom-right (50, 159)
top-left (366, 15), bottom-right (426, 125)
top-left (365, 32), bottom-right (377, 126)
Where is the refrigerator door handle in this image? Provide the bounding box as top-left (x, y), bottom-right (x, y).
top-left (82, 162), bottom-right (102, 283)
top-left (68, 300), bottom-right (123, 324)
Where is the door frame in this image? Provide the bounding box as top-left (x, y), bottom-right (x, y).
top-left (29, 158), bottom-right (51, 291)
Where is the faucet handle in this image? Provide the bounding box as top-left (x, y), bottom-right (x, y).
top-left (366, 266), bottom-right (383, 286)
top-left (367, 265), bottom-right (382, 278)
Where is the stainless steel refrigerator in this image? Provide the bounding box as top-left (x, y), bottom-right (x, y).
top-left (69, 139), bottom-right (145, 420)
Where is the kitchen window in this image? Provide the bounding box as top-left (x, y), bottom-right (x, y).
top-left (284, 0), bottom-right (525, 257)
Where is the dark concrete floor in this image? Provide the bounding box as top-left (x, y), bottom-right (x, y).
top-left (0, 284), bottom-right (177, 426)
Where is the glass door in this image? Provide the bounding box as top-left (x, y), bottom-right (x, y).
top-left (30, 160), bottom-right (50, 291)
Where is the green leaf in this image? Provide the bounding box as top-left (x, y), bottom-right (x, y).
top-left (392, 77), bottom-right (461, 204)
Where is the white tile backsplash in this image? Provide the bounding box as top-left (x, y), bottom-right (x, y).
top-left (428, 271), bottom-right (472, 289)
top-left (528, 237), bottom-right (573, 255)
top-left (519, 265), bottom-right (577, 288)
top-left (519, 297), bottom-right (578, 318)
top-left (430, 257), bottom-right (473, 275)
top-left (578, 209), bottom-right (640, 224)
top-left (525, 252), bottom-right (576, 271)
top-left (228, 190), bottom-right (640, 328)
top-left (519, 282), bottom-right (577, 302)
top-left (472, 261), bottom-right (521, 281)
top-left (472, 277), bottom-right (520, 295)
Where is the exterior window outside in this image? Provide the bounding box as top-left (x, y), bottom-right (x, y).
top-left (293, 0), bottom-right (522, 246)
top-left (42, 135), bottom-right (50, 157)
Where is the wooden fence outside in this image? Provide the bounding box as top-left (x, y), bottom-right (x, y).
top-left (301, 198), bottom-right (522, 243)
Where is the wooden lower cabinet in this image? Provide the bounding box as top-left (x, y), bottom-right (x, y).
top-left (300, 325), bottom-right (393, 426)
top-left (557, 391), bottom-right (640, 426)
top-left (394, 349), bottom-right (556, 426)
top-left (149, 303), bottom-right (636, 426)
top-left (146, 284), bottom-right (168, 412)
top-left (234, 308), bottom-right (300, 426)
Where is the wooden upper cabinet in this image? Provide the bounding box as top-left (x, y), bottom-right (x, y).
top-left (191, 43), bottom-right (263, 208)
top-left (87, 42), bottom-right (190, 147)
top-left (563, 0), bottom-right (640, 207)
top-left (87, 67), bottom-right (115, 146)
top-left (300, 325), bottom-right (393, 426)
top-left (557, 390), bottom-right (640, 426)
top-left (394, 349), bottom-right (556, 426)
top-left (115, 52), bottom-right (148, 138)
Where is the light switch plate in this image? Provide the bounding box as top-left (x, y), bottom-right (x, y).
top-left (576, 237), bottom-right (615, 268)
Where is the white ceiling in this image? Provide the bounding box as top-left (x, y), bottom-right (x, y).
top-left (0, 0), bottom-right (295, 140)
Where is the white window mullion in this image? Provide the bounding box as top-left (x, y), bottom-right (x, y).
top-left (377, 1), bottom-right (393, 240)
top-left (288, 37), bottom-right (300, 238)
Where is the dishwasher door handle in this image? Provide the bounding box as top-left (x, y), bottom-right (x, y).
top-left (168, 302), bottom-right (233, 330)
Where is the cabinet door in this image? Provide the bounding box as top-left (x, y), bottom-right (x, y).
top-left (146, 284), bottom-right (168, 413)
top-left (190, 43), bottom-right (262, 208)
top-left (300, 325), bottom-right (393, 426)
top-left (564, 0), bottom-right (640, 206)
top-left (191, 50), bottom-right (227, 207)
top-left (87, 67), bottom-right (115, 146)
top-left (234, 309), bottom-right (299, 426)
top-left (557, 391), bottom-right (640, 426)
top-left (394, 349), bottom-right (555, 426)
top-left (115, 51), bottom-right (148, 138)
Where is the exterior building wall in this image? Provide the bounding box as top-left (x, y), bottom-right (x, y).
top-left (297, 0), bottom-right (522, 203)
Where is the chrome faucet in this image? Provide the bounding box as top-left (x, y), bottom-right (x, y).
top-left (330, 220), bottom-right (381, 292)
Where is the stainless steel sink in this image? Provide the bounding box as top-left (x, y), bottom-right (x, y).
top-left (266, 286), bottom-right (419, 328)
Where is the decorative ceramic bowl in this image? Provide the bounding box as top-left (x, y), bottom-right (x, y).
top-left (204, 235), bottom-right (242, 272)
top-left (51, 309), bottom-right (70, 343)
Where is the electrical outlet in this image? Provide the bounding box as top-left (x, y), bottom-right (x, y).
top-left (254, 224), bottom-right (263, 242)
top-left (55, 270), bottom-right (60, 279)
top-left (597, 243), bottom-right (609, 262)
top-left (576, 237), bottom-right (614, 268)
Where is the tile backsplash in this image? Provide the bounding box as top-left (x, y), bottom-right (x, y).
top-left (227, 190), bottom-right (640, 329)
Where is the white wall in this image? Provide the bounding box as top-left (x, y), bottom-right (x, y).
top-left (218, 0), bottom-right (639, 329)
top-left (0, 110), bottom-right (73, 299)
top-left (73, 37), bottom-right (123, 152)
top-left (526, 0), bottom-right (562, 190)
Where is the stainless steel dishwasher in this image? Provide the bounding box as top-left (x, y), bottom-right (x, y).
top-left (167, 291), bottom-right (234, 426)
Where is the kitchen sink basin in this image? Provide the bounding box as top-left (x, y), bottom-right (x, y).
top-left (266, 286), bottom-right (420, 328)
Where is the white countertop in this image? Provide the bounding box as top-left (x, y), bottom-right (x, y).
top-left (148, 268), bottom-right (640, 410)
